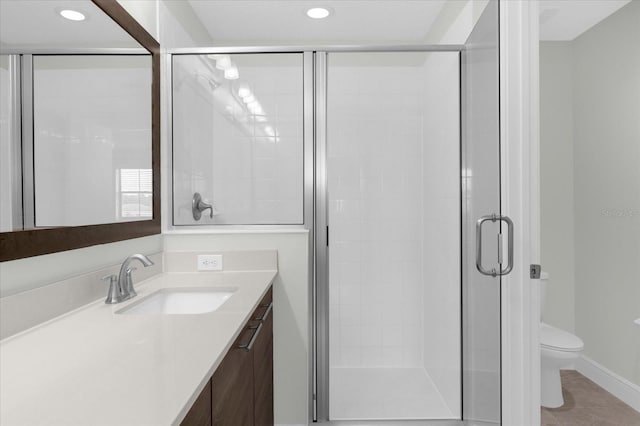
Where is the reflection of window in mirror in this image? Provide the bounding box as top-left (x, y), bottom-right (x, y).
top-left (117, 168), bottom-right (152, 219)
top-left (28, 55), bottom-right (152, 228)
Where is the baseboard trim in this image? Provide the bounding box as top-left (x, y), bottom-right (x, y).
top-left (575, 355), bottom-right (640, 412)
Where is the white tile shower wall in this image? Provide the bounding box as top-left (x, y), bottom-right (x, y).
top-left (172, 55), bottom-right (215, 224)
top-left (328, 53), bottom-right (460, 380)
top-left (172, 54), bottom-right (303, 225)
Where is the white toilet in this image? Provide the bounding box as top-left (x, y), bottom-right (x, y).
top-left (540, 272), bottom-right (584, 408)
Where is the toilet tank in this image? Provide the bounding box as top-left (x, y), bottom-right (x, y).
top-left (540, 271), bottom-right (549, 321)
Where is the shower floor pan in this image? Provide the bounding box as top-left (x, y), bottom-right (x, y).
top-left (330, 367), bottom-right (456, 421)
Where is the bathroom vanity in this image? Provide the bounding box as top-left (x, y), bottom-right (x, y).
top-left (0, 268), bottom-right (275, 425)
top-left (182, 287), bottom-right (273, 426)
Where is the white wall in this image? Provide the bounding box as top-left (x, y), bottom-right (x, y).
top-left (540, 0), bottom-right (640, 386)
top-left (0, 235), bottom-right (162, 297)
top-left (539, 42), bottom-right (576, 333)
top-left (572, 1), bottom-right (640, 386)
top-left (117, 0), bottom-right (159, 41)
top-left (163, 232), bottom-right (309, 425)
top-left (159, 0), bottom-right (212, 48)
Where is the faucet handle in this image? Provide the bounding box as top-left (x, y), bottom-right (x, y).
top-left (102, 274), bottom-right (122, 304)
top-left (192, 192), bottom-right (219, 220)
top-left (102, 274), bottom-right (117, 284)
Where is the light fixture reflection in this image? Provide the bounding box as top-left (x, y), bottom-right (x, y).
top-left (215, 55), bottom-right (232, 70)
top-left (224, 66), bottom-right (239, 80)
top-left (238, 84), bottom-right (251, 98)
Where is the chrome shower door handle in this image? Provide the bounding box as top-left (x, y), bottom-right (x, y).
top-left (476, 214), bottom-right (514, 277)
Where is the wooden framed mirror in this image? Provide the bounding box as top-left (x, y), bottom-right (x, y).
top-left (0, 0), bottom-right (160, 261)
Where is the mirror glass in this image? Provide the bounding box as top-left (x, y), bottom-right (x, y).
top-left (0, 0), bottom-right (152, 231)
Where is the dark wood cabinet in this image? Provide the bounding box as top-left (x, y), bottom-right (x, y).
top-left (181, 381), bottom-right (212, 426)
top-left (211, 321), bottom-right (256, 426)
top-left (180, 286), bottom-right (273, 426)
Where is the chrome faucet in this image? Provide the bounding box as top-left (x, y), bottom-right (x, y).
top-left (118, 254), bottom-right (154, 300)
top-left (103, 254), bottom-right (154, 304)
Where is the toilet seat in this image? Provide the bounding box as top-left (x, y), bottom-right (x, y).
top-left (541, 323), bottom-right (584, 352)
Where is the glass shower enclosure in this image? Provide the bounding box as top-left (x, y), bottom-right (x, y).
top-left (170, 0), bottom-right (504, 422)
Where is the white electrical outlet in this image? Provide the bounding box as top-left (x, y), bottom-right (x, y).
top-left (197, 254), bottom-right (223, 271)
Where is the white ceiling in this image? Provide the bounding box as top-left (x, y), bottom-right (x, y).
top-left (184, 0), bottom-right (634, 46)
top-left (539, 0), bottom-right (632, 41)
top-left (0, 0), bottom-right (142, 52)
top-left (187, 0), bottom-right (455, 46)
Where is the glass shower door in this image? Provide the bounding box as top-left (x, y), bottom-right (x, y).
top-left (461, 0), bottom-right (503, 423)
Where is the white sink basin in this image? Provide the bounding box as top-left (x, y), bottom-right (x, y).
top-left (117, 287), bottom-right (236, 315)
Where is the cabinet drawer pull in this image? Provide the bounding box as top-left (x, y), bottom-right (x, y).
top-left (254, 302), bottom-right (273, 322)
top-left (238, 322), bottom-right (263, 352)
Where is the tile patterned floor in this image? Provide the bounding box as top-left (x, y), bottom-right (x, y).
top-left (541, 370), bottom-right (640, 426)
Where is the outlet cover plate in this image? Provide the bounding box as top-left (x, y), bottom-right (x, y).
top-left (197, 254), bottom-right (223, 271)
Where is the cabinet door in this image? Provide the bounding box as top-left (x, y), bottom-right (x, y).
top-left (212, 327), bottom-right (255, 426)
top-left (253, 298), bottom-right (273, 426)
top-left (181, 380), bottom-right (212, 426)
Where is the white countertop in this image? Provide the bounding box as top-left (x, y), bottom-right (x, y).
top-left (0, 270), bottom-right (276, 426)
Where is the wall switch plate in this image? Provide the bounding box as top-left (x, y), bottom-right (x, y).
top-left (197, 254), bottom-right (223, 271)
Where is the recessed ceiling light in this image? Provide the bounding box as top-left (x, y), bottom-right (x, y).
top-left (60, 9), bottom-right (86, 21)
top-left (307, 7), bottom-right (330, 19)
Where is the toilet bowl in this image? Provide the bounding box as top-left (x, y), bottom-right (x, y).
top-left (540, 273), bottom-right (584, 408)
top-left (540, 322), bottom-right (584, 407)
